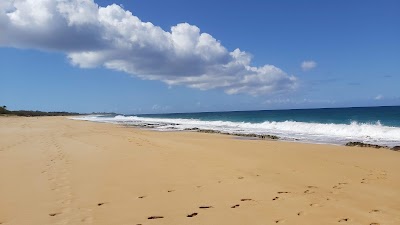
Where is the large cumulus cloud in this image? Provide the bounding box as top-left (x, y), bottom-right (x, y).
top-left (0, 0), bottom-right (298, 95)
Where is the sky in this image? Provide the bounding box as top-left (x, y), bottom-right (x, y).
top-left (0, 0), bottom-right (399, 114)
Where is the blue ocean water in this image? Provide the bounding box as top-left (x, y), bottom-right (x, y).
top-left (140, 106), bottom-right (400, 127)
top-left (74, 106), bottom-right (400, 147)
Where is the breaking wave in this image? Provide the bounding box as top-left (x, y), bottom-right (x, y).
top-left (72, 115), bottom-right (400, 147)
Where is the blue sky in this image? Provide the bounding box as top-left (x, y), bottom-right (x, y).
top-left (1, 0), bottom-right (399, 114)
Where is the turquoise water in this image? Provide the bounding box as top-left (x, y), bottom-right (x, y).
top-left (75, 106), bottom-right (400, 147)
top-left (139, 106), bottom-right (400, 127)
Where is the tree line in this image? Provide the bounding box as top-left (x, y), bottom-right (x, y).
top-left (0, 105), bottom-right (82, 117)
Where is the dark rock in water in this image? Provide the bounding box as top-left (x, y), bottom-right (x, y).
top-left (391, 146), bottom-right (400, 151)
top-left (184, 127), bottom-right (200, 131)
top-left (196, 129), bottom-right (279, 140)
top-left (197, 129), bottom-right (221, 134)
top-left (345, 142), bottom-right (388, 149)
top-left (260, 134), bottom-right (279, 140)
top-left (233, 133), bottom-right (279, 140)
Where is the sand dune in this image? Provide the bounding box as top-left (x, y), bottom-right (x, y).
top-left (0, 116), bottom-right (399, 225)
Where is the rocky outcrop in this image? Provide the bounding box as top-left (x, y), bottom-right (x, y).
top-left (183, 128), bottom-right (279, 140)
top-left (345, 142), bottom-right (400, 152)
top-left (345, 142), bottom-right (388, 149)
top-left (391, 146), bottom-right (400, 151)
top-left (185, 128), bottom-right (279, 140)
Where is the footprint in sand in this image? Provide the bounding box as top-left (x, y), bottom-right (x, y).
top-left (338, 218), bottom-right (350, 222)
top-left (199, 206), bottom-right (213, 209)
top-left (275, 219), bottom-right (285, 223)
top-left (148, 216), bottom-right (163, 220)
top-left (97, 202), bottom-right (107, 206)
top-left (187, 213), bottom-right (198, 218)
top-left (272, 197), bottom-right (279, 201)
top-left (231, 204), bottom-right (240, 208)
top-left (167, 190), bottom-right (175, 193)
top-left (297, 211), bottom-right (304, 216)
top-left (369, 209), bottom-right (380, 213)
top-left (370, 223), bottom-right (380, 225)
top-left (138, 196), bottom-right (146, 199)
top-left (238, 176), bottom-right (244, 179)
top-left (241, 198), bottom-right (253, 202)
top-left (277, 191), bottom-right (290, 194)
top-left (304, 189), bottom-right (315, 194)
top-left (309, 203), bottom-right (320, 207)
top-left (361, 178), bottom-right (367, 184)
top-left (333, 182), bottom-right (348, 189)
top-left (49, 212), bottom-right (61, 217)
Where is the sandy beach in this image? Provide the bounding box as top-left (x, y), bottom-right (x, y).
top-left (0, 116), bottom-right (399, 225)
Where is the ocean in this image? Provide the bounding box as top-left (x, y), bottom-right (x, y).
top-left (73, 106), bottom-right (400, 147)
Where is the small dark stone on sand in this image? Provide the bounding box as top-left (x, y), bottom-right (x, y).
top-left (148, 216), bottom-right (163, 220)
top-left (187, 213), bottom-right (198, 217)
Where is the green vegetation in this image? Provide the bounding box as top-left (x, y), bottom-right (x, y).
top-left (0, 105), bottom-right (81, 117)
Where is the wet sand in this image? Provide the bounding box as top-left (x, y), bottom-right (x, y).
top-left (0, 116), bottom-right (399, 225)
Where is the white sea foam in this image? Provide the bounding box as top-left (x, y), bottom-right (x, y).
top-left (72, 115), bottom-right (400, 147)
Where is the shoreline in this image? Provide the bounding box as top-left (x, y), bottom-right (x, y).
top-left (1, 116), bottom-right (399, 225)
top-left (72, 114), bottom-right (400, 149)
top-left (104, 120), bottom-right (400, 151)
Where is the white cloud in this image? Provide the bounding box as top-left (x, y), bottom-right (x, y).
top-left (374, 94), bottom-right (383, 100)
top-left (301, 60), bottom-right (317, 71)
top-left (264, 98), bottom-right (334, 105)
top-left (0, 0), bottom-right (298, 96)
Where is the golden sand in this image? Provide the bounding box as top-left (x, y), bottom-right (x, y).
top-left (0, 116), bottom-right (399, 225)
